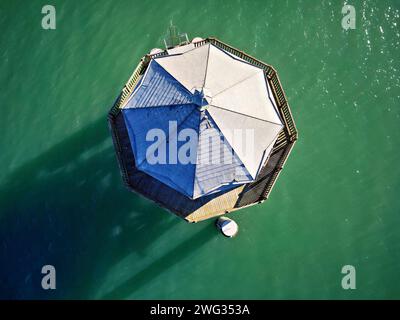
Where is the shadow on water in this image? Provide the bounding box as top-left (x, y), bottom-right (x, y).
top-left (102, 224), bottom-right (215, 299)
top-left (0, 115), bottom-right (198, 299)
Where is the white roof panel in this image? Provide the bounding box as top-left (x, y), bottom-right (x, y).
top-left (207, 105), bottom-right (283, 178)
top-left (155, 44), bottom-right (210, 93)
top-left (210, 70), bottom-right (282, 125)
top-left (166, 43), bottom-right (195, 55)
top-left (204, 44), bottom-right (261, 96)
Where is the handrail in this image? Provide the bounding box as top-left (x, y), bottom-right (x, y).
top-left (261, 141), bottom-right (295, 199)
top-left (208, 38), bottom-right (275, 75)
top-left (193, 39), bottom-right (209, 48)
top-left (108, 116), bottom-right (130, 186)
top-left (109, 58), bottom-right (147, 116)
top-left (149, 50), bottom-right (168, 59)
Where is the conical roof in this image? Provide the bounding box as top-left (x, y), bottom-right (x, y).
top-left (121, 43), bottom-right (283, 199)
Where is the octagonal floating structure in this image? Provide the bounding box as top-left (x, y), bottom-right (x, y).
top-left (108, 37), bottom-right (298, 222)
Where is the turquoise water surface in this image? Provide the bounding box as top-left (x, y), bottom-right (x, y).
top-left (0, 0), bottom-right (399, 299)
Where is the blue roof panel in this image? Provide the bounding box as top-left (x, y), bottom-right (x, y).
top-left (124, 60), bottom-right (193, 109)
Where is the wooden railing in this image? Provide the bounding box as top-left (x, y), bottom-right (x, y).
top-left (193, 39), bottom-right (209, 48)
top-left (108, 58), bottom-right (147, 118)
top-left (268, 71), bottom-right (298, 141)
top-left (261, 141), bottom-right (295, 199)
top-left (209, 38), bottom-right (275, 75)
top-left (108, 57), bottom-right (148, 187)
top-left (149, 50), bottom-right (168, 58)
top-left (272, 129), bottom-right (287, 153)
top-left (108, 114), bottom-right (130, 186)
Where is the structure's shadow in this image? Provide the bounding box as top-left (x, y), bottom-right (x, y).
top-left (101, 224), bottom-right (215, 299)
top-left (0, 116), bottom-right (185, 299)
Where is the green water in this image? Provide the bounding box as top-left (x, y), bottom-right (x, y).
top-left (1, 0), bottom-right (399, 299)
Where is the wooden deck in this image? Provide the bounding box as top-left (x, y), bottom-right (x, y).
top-left (108, 38), bottom-right (298, 222)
